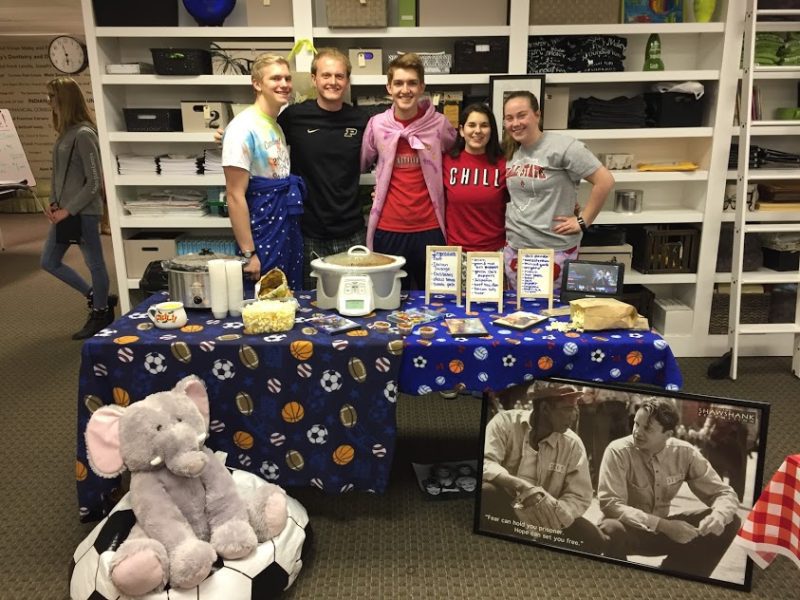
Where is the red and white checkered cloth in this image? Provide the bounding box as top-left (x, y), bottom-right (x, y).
top-left (735, 454), bottom-right (800, 570)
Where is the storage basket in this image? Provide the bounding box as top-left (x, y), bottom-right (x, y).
top-left (93, 0), bottom-right (178, 26)
top-left (387, 52), bottom-right (452, 74)
top-left (453, 39), bottom-right (509, 74)
top-left (644, 92), bottom-right (706, 127)
top-left (618, 284), bottom-right (656, 320)
top-left (709, 293), bottom-right (771, 335)
top-left (629, 226), bottom-right (699, 274)
top-left (151, 48), bottom-right (213, 76)
top-left (530, 0), bottom-right (620, 25)
top-left (326, 0), bottom-right (388, 28)
top-left (123, 109), bottom-right (183, 132)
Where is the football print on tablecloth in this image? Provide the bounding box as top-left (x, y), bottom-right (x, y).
top-left (70, 470), bottom-right (311, 600)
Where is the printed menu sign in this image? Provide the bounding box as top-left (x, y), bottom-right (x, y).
top-left (517, 249), bottom-right (554, 310)
top-left (425, 246), bottom-right (462, 305)
top-left (466, 252), bottom-right (503, 313)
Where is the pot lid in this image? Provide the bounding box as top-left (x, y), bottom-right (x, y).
top-left (321, 245), bottom-right (397, 268)
top-left (162, 252), bottom-right (243, 272)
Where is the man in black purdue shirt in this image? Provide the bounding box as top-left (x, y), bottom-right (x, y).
top-left (277, 48), bottom-right (369, 289)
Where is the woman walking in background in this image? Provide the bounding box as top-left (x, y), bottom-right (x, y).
top-left (41, 76), bottom-right (116, 339)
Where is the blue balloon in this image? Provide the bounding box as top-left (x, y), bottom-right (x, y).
top-left (183, 0), bottom-right (237, 27)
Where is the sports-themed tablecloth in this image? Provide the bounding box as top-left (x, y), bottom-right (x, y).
top-left (735, 453), bottom-right (800, 570)
top-left (76, 291), bottom-right (404, 522)
top-left (397, 292), bottom-right (683, 394)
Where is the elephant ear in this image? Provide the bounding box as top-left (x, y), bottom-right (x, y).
top-left (175, 375), bottom-right (210, 429)
top-left (85, 405), bottom-right (127, 478)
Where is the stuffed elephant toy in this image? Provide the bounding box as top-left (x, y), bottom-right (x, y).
top-left (85, 375), bottom-right (288, 597)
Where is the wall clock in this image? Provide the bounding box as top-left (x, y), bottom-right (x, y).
top-left (48, 36), bottom-right (89, 75)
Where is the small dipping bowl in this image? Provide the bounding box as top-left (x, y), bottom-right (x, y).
top-left (418, 326), bottom-right (437, 339)
top-left (373, 320), bottom-right (391, 333)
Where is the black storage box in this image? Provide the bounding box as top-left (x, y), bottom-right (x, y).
top-left (124, 109), bottom-right (183, 133)
top-left (453, 39), bottom-right (509, 74)
top-left (644, 92), bottom-right (706, 127)
top-left (629, 225), bottom-right (700, 274)
top-left (581, 225), bottom-right (627, 246)
top-left (617, 284), bottom-right (656, 321)
top-left (716, 223), bottom-right (762, 272)
top-left (763, 247), bottom-right (800, 271)
top-left (93, 0), bottom-right (179, 27)
top-left (151, 49), bottom-right (213, 76)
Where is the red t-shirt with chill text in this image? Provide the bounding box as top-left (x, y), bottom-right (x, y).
top-left (443, 151), bottom-right (507, 251)
top-left (378, 108), bottom-right (439, 232)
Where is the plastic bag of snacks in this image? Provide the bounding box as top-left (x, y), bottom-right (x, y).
top-left (242, 298), bottom-right (298, 334)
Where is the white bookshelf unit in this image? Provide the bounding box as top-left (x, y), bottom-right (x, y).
top-left (79, 0), bottom-right (800, 360)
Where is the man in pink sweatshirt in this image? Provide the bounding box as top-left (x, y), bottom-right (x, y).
top-left (360, 53), bottom-right (456, 289)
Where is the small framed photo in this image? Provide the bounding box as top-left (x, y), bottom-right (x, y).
top-left (475, 377), bottom-right (769, 591)
top-left (489, 74), bottom-right (546, 136)
top-left (444, 318), bottom-right (488, 337)
top-left (311, 314), bottom-right (361, 334)
top-left (493, 311), bottom-right (548, 330)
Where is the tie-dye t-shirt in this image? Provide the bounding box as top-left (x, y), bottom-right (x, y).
top-left (221, 105), bottom-right (290, 178)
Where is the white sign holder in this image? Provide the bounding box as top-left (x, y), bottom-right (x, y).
top-left (516, 248), bottom-right (554, 310)
top-left (465, 252), bottom-right (504, 314)
top-left (425, 245), bottom-right (462, 305)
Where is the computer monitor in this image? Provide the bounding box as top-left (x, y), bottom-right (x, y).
top-left (559, 259), bottom-right (625, 303)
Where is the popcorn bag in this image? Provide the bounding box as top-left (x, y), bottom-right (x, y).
top-left (569, 298), bottom-right (641, 331)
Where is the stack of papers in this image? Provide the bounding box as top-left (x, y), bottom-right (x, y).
top-left (157, 154), bottom-right (204, 175)
top-left (123, 188), bottom-right (208, 216)
top-left (116, 154), bottom-right (158, 175)
top-left (203, 148), bottom-right (223, 174)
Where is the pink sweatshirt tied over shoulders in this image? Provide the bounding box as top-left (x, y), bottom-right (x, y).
top-left (360, 99), bottom-right (457, 249)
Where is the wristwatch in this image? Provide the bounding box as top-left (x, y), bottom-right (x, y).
top-left (576, 215), bottom-right (589, 233)
top-left (242, 250), bottom-right (256, 260)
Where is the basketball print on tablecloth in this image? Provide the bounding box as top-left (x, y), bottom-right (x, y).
top-left (233, 430), bottom-right (254, 450)
top-left (333, 444), bottom-right (355, 466)
top-left (289, 340), bottom-right (314, 361)
top-left (348, 357), bottom-right (367, 383)
top-left (448, 359), bottom-right (464, 374)
top-left (339, 403), bottom-right (358, 428)
top-left (320, 369), bottom-right (343, 392)
top-left (113, 335), bottom-right (139, 345)
top-left (286, 449), bottom-right (305, 471)
top-left (626, 350), bottom-right (643, 366)
top-left (181, 324), bottom-right (204, 333)
top-left (170, 340), bottom-right (192, 364)
top-left (346, 329), bottom-right (368, 337)
top-left (281, 401), bottom-right (305, 423)
top-left (238, 344), bottom-right (259, 369)
top-left (538, 356), bottom-right (554, 370)
top-left (235, 391), bottom-right (254, 416)
top-left (112, 387), bottom-right (130, 407)
top-left (76, 460), bottom-right (88, 482)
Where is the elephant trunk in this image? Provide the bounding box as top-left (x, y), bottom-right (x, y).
top-left (162, 424), bottom-right (209, 477)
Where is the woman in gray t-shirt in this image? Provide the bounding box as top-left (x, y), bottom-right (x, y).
top-left (501, 91), bottom-right (614, 293)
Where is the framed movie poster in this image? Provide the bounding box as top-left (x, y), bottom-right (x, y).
top-left (475, 377), bottom-right (770, 591)
top-left (489, 74), bottom-right (546, 139)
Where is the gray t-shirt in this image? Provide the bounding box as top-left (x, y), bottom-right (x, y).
top-left (505, 132), bottom-right (601, 251)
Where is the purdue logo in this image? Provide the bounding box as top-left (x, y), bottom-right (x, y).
top-left (344, 128), bottom-right (358, 138)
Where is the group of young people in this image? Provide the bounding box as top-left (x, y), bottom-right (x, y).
top-left (221, 48), bottom-right (615, 294)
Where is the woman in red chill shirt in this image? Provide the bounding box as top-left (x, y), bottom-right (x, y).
top-left (443, 103), bottom-right (507, 257)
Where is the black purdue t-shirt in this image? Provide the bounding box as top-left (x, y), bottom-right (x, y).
top-left (277, 100), bottom-right (368, 239)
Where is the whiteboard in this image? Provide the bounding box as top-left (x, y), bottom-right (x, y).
top-left (0, 109), bottom-right (36, 187)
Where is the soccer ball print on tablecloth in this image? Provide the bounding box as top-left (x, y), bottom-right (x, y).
top-left (320, 369), bottom-right (343, 392)
top-left (70, 470), bottom-right (310, 600)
